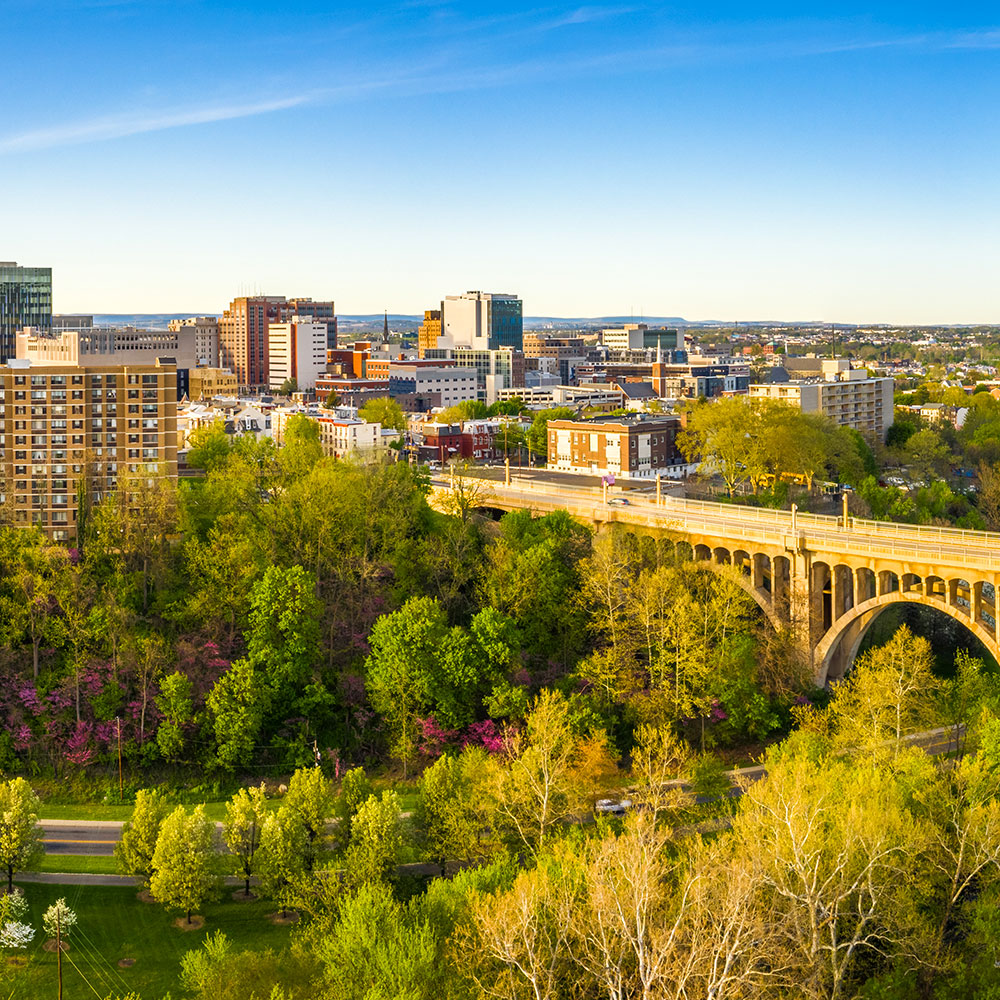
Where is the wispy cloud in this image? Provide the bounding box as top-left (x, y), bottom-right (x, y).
top-left (0, 93), bottom-right (315, 154)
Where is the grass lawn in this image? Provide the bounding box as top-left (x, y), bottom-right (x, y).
top-left (2, 883), bottom-right (296, 1000)
top-left (35, 855), bottom-right (120, 875)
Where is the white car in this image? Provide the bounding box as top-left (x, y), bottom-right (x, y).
top-left (595, 798), bottom-right (632, 815)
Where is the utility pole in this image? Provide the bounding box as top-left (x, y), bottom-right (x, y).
top-left (656, 473), bottom-right (662, 505)
top-left (56, 908), bottom-right (63, 1000)
top-left (116, 716), bottom-right (123, 800)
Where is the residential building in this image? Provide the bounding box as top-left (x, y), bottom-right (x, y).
top-left (747, 360), bottom-right (894, 439)
top-left (0, 357), bottom-right (178, 541)
top-left (219, 296), bottom-right (285, 391)
top-left (0, 263), bottom-right (52, 363)
top-left (268, 317), bottom-right (328, 392)
top-left (547, 414), bottom-right (685, 479)
top-left (420, 418), bottom-right (510, 463)
top-left (442, 291), bottom-right (523, 351)
top-left (271, 406), bottom-right (381, 460)
top-left (167, 316), bottom-right (220, 367)
top-left (417, 308), bottom-right (444, 357)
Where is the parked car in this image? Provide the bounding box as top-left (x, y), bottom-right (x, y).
top-left (595, 798), bottom-right (632, 815)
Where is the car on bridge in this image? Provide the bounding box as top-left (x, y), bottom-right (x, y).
top-left (607, 497), bottom-right (631, 506)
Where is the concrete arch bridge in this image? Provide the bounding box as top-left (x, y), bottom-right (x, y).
top-left (438, 477), bottom-right (1000, 683)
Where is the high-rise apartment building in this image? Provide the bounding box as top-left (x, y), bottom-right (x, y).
top-left (442, 291), bottom-right (522, 351)
top-left (268, 317), bottom-right (328, 392)
top-left (219, 296), bottom-right (285, 391)
top-left (0, 263), bottom-right (52, 364)
top-left (0, 358), bottom-right (178, 541)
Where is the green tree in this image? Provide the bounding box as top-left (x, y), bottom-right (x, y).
top-left (905, 427), bottom-right (952, 480)
top-left (285, 767), bottom-right (335, 872)
top-left (155, 671), bottom-right (194, 762)
top-left (278, 377), bottom-right (299, 396)
top-left (150, 805), bottom-right (221, 924)
top-left (828, 626), bottom-right (940, 760)
top-left (207, 659), bottom-right (268, 771)
top-left (359, 396), bottom-right (406, 432)
top-left (257, 806), bottom-right (308, 918)
top-left (114, 788), bottom-right (171, 889)
top-left (526, 407), bottom-right (576, 458)
top-left (186, 420), bottom-right (233, 471)
top-left (323, 390), bottom-right (341, 408)
top-left (0, 778), bottom-right (43, 892)
top-left (344, 790), bottom-right (402, 888)
top-left (334, 767), bottom-right (373, 848)
top-left (224, 783), bottom-right (270, 897)
top-left (279, 415), bottom-right (322, 480)
top-left (246, 565), bottom-right (322, 693)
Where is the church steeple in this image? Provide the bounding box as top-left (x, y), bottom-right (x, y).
top-left (383, 310), bottom-right (389, 342)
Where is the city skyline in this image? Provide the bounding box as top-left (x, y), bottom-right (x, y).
top-left (3, 2), bottom-right (1000, 322)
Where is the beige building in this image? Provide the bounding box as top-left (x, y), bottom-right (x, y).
top-left (167, 317), bottom-right (220, 367)
top-left (18, 326), bottom-right (204, 371)
top-left (188, 367), bottom-right (239, 401)
top-left (0, 358), bottom-right (178, 541)
top-left (748, 360), bottom-right (894, 439)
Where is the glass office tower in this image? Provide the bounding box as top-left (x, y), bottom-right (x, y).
top-left (0, 263), bottom-right (52, 363)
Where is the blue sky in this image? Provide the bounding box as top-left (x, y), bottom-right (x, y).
top-left (2, 1), bottom-right (999, 322)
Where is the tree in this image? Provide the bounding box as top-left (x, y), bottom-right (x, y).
top-left (0, 889), bottom-right (33, 950)
top-left (150, 805), bottom-right (221, 924)
top-left (0, 778), bottom-right (43, 892)
top-left (156, 670), bottom-right (194, 762)
top-left (344, 790), bottom-right (402, 888)
top-left (678, 396), bottom-right (757, 495)
top-left (245, 565), bottom-right (321, 694)
top-left (359, 396), bottom-right (406, 433)
top-left (115, 788), bottom-right (171, 889)
top-left (323, 390), bottom-right (341, 408)
top-left (488, 690), bottom-right (586, 853)
top-left (438, 462), bottom-right (495, 524)
top-left (257, 806), bottom-right (308, 917)
top-left (224, 783), bottom-right (269, 897)
top-left (42, 898), bottom-right (77, 940)
top-left (278, 377), bottom-right (299, 396)
top-left (284, 767), bottom-right (335, 872)
top-left (526, 407), bottom-right (576, 459)
top-left (827, 626), bottom-right (940, 759)
top-left (418, 751), bottom-right (487, 873)
top-left (279, 415), bottom-right (322, 480)
top-left (905, 428), bottom-right (951, 480)
top-left (334, 766), bottom-right (372, 848)
top-left (207, 658), bottom-right (268, 770)
top-left (735, 752), bottom-right (923, 1000)
top-left (187, 419), bottom-right (233, 471)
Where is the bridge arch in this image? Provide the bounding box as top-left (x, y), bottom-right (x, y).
top-left (815, 590), bottom-right (998, 685)
top-left (690, 555), bottom-right (784, 632)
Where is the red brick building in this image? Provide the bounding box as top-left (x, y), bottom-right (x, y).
top-left (547, 414), bottom-right (685, 479)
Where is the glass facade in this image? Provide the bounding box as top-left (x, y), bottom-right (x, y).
top-left (487, 296), bottom-right (523, 350)
top-left (0, 265), bottom-right (52, 364)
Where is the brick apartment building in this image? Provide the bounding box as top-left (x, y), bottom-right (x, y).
top-left (547, 414), bottom-right (684, 479)
top-left (0, 358), bottom-right (178, 541)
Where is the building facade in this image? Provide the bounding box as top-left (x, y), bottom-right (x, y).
top-left (447, 347), bottom-right (525, 404)
top-left (271, 407), bottom-right (381, 459)
top-left (268, 318), bottom-right (328, 392)
top-left (748, 361), bottom-right (894, 439)
top-left (188, 368), bottom-right (239, 400)
top-left (417, 308), bottom-right (443, 357)
top-left (0, 358), bottom-right (178, 541)
top-left (0, 263), bottom-right (52, 364)
top-left (547, 414), bottom-right (684, 479)
top-left (167, 317), bottom-right (220, 367)
top-left (387, 365), bottom-right (479, 407)
top-left (219, 296), bottom-right (283, 391)
top-left (442, 291), bottom-right (523, 351)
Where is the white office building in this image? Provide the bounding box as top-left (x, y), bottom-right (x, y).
top-left (268, 317), bottom-right (327, 392)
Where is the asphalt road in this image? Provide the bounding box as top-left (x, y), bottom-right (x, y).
top-left (40, 820), bottom-right (122, 856)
